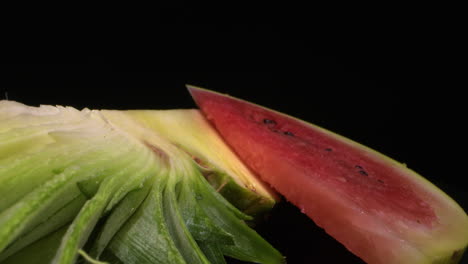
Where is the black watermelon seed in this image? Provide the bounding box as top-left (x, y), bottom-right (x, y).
top-left (263, 119), bottom-right (276, 125)
top-left (325, 148), bottom-right (333, 152)
top-left (377, 179), bottom-right (384, 183)
top-left (358, 170), bottom-right (368, 176)
top-left (283, 131), bottom-right (295, 136)
top-left (355, 165), bottom-right (363, 169)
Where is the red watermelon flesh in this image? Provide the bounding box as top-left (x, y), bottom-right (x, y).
top-left (188, 86), bottom-right (468, 264)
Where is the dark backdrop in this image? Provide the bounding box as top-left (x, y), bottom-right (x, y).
top-left (1, 24), bottom-right (465, 264)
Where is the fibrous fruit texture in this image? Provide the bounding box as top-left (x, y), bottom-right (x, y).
top-left (0, 99), bottom-right (282, 264)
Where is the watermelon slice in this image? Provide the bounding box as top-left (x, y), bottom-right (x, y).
top-left (188, 85), bottom-right (468, 264)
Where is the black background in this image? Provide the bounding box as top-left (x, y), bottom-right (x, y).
top-left (1, 24), bottom-right (466, 263)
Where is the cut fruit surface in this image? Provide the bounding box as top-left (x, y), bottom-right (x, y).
top-left (100, 109), bottom-right (278, 216)
top-left (0, 100), bottom-right (283, 264)
top-left (188, 85), bottom-right (468, 264)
